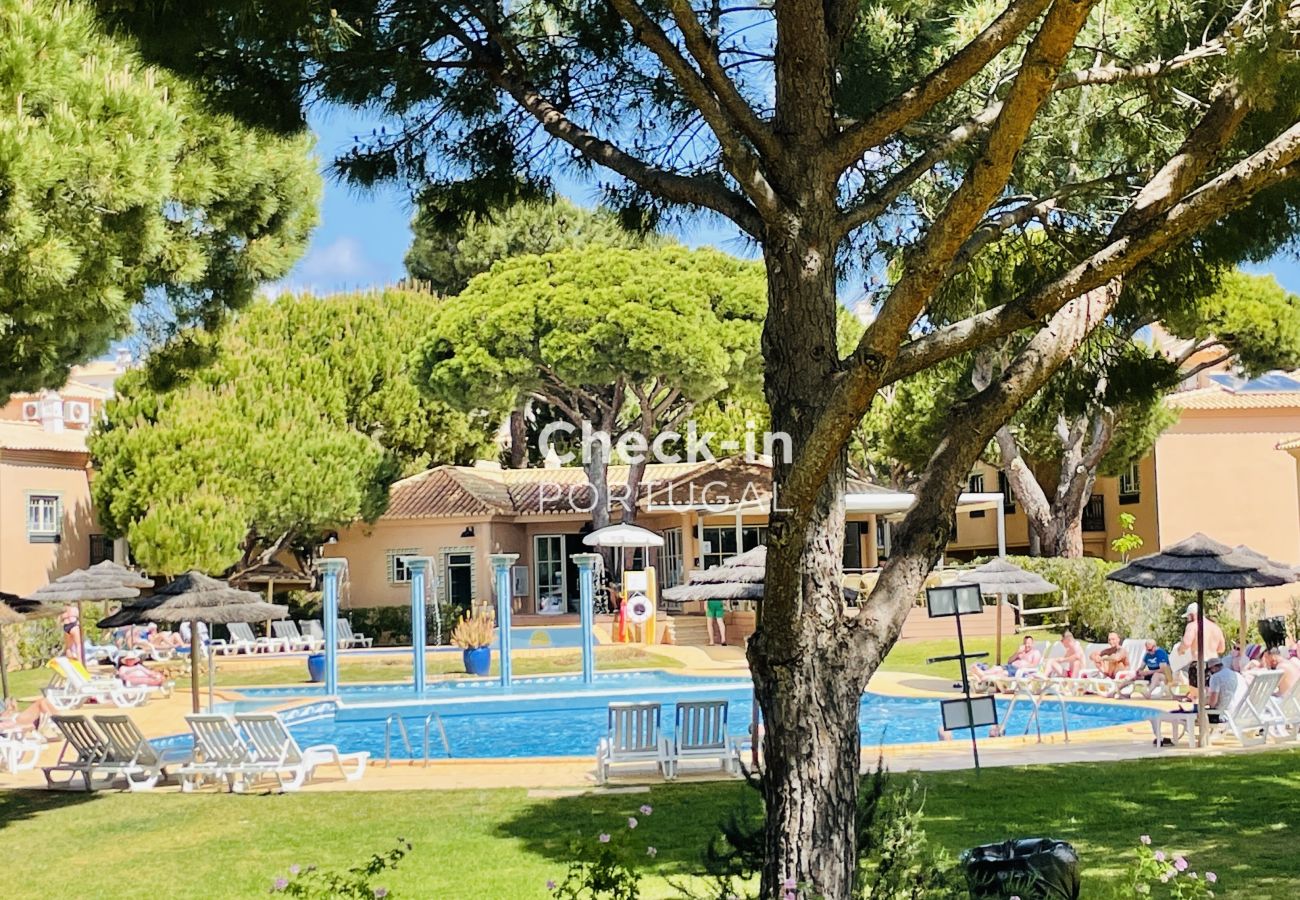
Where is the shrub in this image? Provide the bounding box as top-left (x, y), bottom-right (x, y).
top-left (450, 610), bottom-right (495, 649)
top-left (268, 837), bottom-right (410, 898)
top-left (1119, 834), bottom-right (1220, 899)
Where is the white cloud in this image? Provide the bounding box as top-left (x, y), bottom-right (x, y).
top-left (264, 236), bottom-right (382, 296)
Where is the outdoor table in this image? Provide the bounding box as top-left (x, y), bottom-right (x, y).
top-left (1150, 711), bottom-right (1196, 747)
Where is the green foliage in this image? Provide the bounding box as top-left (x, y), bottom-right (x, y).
top-left (0, 0), bottom-right (318, 400)
top-left (689, 760), bottom-right (961, 899)
top-left (406, 197), bottom-right (665, 296)
top-left (1110, 513), bottom-right (1145, 563)
top-left (90, 290), bottom-right (492, 574)
top-left (550, 805), bottom-right (658, 900)
top-left (1122, 836), bottom-right (1220, 899)
top-left (1163, 271), bottom-right (1300, 376)
top-left (269, 837), bottom-right (410, 898)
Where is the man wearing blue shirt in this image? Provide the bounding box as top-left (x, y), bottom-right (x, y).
top-left (1137, 639), bottom-right (1171, 689)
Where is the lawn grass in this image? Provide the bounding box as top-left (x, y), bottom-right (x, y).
top-left (2, 750), bottom-right (1296, 898)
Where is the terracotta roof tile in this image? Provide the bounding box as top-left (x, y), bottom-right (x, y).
top-left (0, 422), bottom-right (89, 454)
top-left (1167, 387), bottom-right (1300, 410)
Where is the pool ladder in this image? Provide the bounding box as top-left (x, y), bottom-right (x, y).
top-left (383, 712), bottom-right (452, 766)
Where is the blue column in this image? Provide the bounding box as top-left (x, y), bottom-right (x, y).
top-left (489, 553), bottom-right (519, 688)
top-left (407, 557), bottom-right (429, 697)
top-left (572, 553), bottom-right (601, 684)
top-left (317, 558), bottom-right (347, 697)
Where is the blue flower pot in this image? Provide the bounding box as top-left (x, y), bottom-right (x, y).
top-left (306, 652), bottom-right (326, 683)
top-left (463, 646), bottom-right (491, 676)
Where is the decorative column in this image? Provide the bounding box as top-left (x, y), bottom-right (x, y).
top-left (489, 553), bottom-right (518, 688)
top-left (317, 557), bottom-right (347, 697)
top-left (572, 553), bottom-right (601, 684)
top-left (406, 557), bottom-right (430, 697)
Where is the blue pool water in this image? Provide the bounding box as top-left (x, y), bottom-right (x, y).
top-left (230, 673), bottom-right (1156, 760)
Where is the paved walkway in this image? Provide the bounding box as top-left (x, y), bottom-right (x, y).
top-left (1, 652), bottom-right (1279, 795)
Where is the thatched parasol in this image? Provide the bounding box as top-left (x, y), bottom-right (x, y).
top-left (23, 572), bottom-right (140, 605)
top-left (0, 592), bottom-right (61, 699)
top-left (958, 558), bottom-right (1058, 664)
top-left (85, 560), bottom-right (155, 589)
top-left (98, 571), bottom-right (287, 713)
top-left (1108, 533), bottom-right (1296, 746)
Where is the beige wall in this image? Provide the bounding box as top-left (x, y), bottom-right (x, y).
top-left (1154, 407), bottom-right (1300, 608)
top-left (0, 452), bottom-right (99, 595)
top-left (947, 457), bottom-right (1158, 561)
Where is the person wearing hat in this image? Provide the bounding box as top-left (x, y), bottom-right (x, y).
top-left (1204, 655), bottom-right (1246, 724)
top-left (1176, 602), bottom-right (1226, 660)
top-left (115, 651), bottom-right (167, 688)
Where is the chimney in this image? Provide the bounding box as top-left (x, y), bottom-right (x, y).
top-left (39, 390), bottom-right (65, 433)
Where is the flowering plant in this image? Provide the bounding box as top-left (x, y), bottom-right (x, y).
top-left (269, 838), bottom-right (410, 898)
top-left (549, 805), bottom-right (658, 899)
top-left (1124, 835), bottom-right (1217, 899)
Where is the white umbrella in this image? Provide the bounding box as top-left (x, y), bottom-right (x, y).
top-left (582, 524), bottom-right (665, 548)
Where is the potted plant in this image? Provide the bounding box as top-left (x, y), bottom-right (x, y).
top-left (451, 610), bottom-right (495, 676)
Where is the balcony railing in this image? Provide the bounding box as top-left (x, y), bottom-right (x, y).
top-left (1082, 494), bottom-right (1106, 533)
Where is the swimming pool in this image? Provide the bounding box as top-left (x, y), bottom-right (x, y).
top-left (228, 673), bottom-right (1156, 760)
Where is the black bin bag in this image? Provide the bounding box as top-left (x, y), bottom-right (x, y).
top-left (962, 838), bottom-right (1080, 899)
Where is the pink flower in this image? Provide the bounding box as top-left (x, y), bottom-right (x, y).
top-left (271, 878), bottom-right (288, 892)
top-left (372, 890), bottom-right (388, 899)
top-left (628, 817), bottom-right (638, 829)
top-left (1155, 851), bottom-right (1166, 862)
top-left (783, 878), bottom-right (797, 889)
top-left (598, 833), bottom-right (611, 843)
top-left (1140, 835), bottom-right (1151, 845)
top-left (640, 804), bottom-right (653, 815)
top-left (289, 865), bottom-right (300, 876)
top-left (646, 846), bottom-right (657, 857)
top-left (546, 880), bottom-right (556, 891)
top-left (1206, 872), bottom-right (1218, 884)
top-left (1175, 856), bottom-right (1189, 872)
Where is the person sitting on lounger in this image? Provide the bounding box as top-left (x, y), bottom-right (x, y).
top-left (1090, 632), bottom-right (1131, 678)
top-left (1262, 647), bottom-right (1300, 695)
top-left (1135, 640), bottom-right (1170, 687)
top-left (1204, 656), bottom-right (1246, 723)
top-left (1046, 631), bottom-right (1085, 678)
top-left (0, 696), bottom-right (56, 736)
top-left (973, 636), bottom-right (1042, 684)
top-left (116, 652), bottom-right (167, 688)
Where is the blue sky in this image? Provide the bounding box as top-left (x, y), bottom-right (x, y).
top-left (285, 106), bottom-right (1300, 296)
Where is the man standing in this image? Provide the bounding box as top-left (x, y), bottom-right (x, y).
top-left (1178, 603), bottom-right (1226, 659)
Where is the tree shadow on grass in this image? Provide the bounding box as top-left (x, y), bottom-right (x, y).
top-left (0, 788), bottom-right (102, 834)
top-left (494, 780), bottom-right (754, 880)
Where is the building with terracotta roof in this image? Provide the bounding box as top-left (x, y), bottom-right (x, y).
top-left (321, 455), bottom-right (904, 613)
top-left (951, 377), bottom-right (1300, 607)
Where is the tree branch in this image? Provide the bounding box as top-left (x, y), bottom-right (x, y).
top-left (830, 0), bottom-right (1053, 172)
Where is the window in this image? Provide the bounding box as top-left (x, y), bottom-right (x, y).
top-left (534, 535), bottom-right (566, 612)
top-left (1083, 495), bottom-right (1106, 532)
top-left (701, 525), bottom-right (767, 569)
top-left (1119, 461), bottom-right (1141, 504)
top-left (89, 534), bottom-right (112, 565)
top-left (967, 472), bottom-right (986, 518)
top-left (660, 528), bottom-right (684, 587)
top-left (27, 494), bottom-right (60, 542)
top-left (876, 518), bottom-right (891, 560)
top-left (997, 471), bottom-right (1016, 513)
top-left (387, 548), bottom-right (419, 584)
top-left (843, 521), bottom-right (863, 570)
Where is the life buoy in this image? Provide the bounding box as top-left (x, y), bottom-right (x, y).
top-left (626, 593), bottom-right (654, 625)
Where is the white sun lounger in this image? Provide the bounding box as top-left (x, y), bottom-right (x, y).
top-left (596, 702), bottom-right (671, 784)
top-left (337, 619), bottom-right (373, 649)
top-left (272, 621), bottom-right (321, 652)
top-left (236, 713), bottom-right (368, 790)
top-left (668, 700), bottom-right (741, 779)
top-left (1269, 679), bottom-right (1300, 740)
top-left (181, 714), bottom-right (282, 793)
top-left (300, 620), bottom-right (332, 650)
top-left (0, 727), bottom-right (45, 774)
top-left (220, 622), bottom-right (286, 655)
top-left (1210, 670), bottom-right (1284, 747)
top-left (42, 657), bottom-right (152, 710)
top-left (93, 715), bottom-right (192, 791)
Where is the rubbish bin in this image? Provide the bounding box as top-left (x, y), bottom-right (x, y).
top-left (962, 838), bottom-right (1080, 899)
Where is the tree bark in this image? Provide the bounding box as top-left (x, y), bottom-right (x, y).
top-left (508, 403), bottom-right (528, 469)
top-left (751, 218), bottom-right (863, 899)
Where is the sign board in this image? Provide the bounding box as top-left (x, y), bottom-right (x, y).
top-left (925, 583), bottom-right (984, 618)
top-left (510, 566), bottom-right (529, 597)
top-left (940, 696), bottom-right (998, 731)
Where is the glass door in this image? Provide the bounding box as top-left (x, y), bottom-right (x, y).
top-left (534, 534), bottom-right (566, 613)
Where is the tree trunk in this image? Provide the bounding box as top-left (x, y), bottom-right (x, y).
top-left (583, 431), bottom-right (612, 533)
top-left (751, 220), bottom-right (863, 899)
top-left (508, 403), bottom-right (528, 469)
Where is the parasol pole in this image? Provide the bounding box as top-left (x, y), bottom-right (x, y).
top-left (995, 591), bottom-right (1004, 665)
top-left (0, 625), bottom-right (9, 700)
top-left (1196, 592), bottom-right (1207, 748)
top-left (207, 619), bottom-right (216, 710)
top-left (266, 578), bottom-right (275, 637)
top-left (190, 617), bottom-right (201, 714)
top-left (1239, 587), bottom-right (1247, 662)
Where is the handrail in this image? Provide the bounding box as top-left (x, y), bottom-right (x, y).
top-left (383, 713), bottom-right (414, 767)
top-left (422, 712), bottom-right (452, 764)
